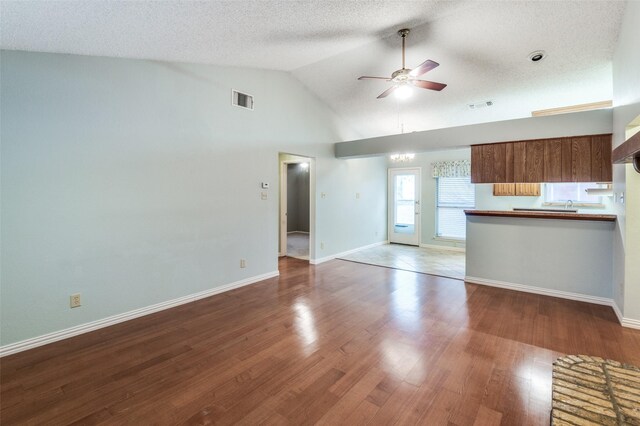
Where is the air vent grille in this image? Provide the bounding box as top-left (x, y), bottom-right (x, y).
top-left (232, 90), bottom-right (254, 110)
top-left (468, 101), bottom-right (493, 110)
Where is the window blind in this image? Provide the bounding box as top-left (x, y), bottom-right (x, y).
top-left (436, 176), bottom-right (475, 239)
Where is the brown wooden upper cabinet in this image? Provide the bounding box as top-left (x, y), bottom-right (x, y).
top-left (470, 134), bottom-right (612, 183)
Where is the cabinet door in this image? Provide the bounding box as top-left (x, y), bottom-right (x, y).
top-left (471, 145), bottom-right (483, 183)
top-left (572, 136), bottom-right (592, 182)
top-left (481, 144), bottom-right (507, 183)
top-left (561, 137), bottom-right (591, 182)
top-left (513, 142), bottom-right (527, 182)
top-left (492, 143), bottom-right (507, 183)
top-left (525, 140), bottom-right (544, 182)
top-left (493, 183), bottom-right (515, 196)
top-left (505, 142), bottom-right (514, 182)
top-left (591, 135), bottom-right (612, 182)
top-left (561, 138), bottom-right (573, 181)
top-left (515, 183), bottom-right (541, 196)
top-left (543, 139), bottom-right (563, 182)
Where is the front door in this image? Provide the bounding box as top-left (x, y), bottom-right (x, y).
top-left (388, 168), bottom-right (421, 246)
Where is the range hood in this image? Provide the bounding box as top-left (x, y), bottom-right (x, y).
top-left (613, 115), bottom-right (640, 173)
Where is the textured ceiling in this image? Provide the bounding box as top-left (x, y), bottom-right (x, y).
top-left (0, 0), bottom-right (627, 140)
top-left (0, 0), bottom-right (469, 70)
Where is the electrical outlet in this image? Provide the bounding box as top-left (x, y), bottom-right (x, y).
top-left (261, 192), bottom-right (267, 200)
top-left (240, 259), bottom-right (246, 268)
top-left (70, 293), bottom-right (81, 308)
top-left (320, 242), bottom-right (324, 250)
top-left (356, 192), bottom-right (360, 199)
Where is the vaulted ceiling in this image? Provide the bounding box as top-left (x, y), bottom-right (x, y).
top-left (1, 0), bottom-right (626, 139)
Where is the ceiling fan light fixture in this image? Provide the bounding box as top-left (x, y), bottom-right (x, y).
top-left (358, 28), bottom-right (446, 99)
top-left (394, 84), bottom-right (413, 99)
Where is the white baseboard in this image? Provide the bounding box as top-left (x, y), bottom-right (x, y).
top-left (621, 317), bottom-right (640, 329)
top-left (612, 301), bottom-right (624, 324)
top-left (288, 255), bottom-right (309, 261)
top-left (0, 270), bottom-right (280, 357)
top-left (311, 240), bottom-right (388, 265)
top-left (611, 302), bottom-right (640, 329)
top-left (465, 276), bottom-right (640, 329)
top-left (464, 276), bottom-right (614, 306)
top-left (419, 243), bottom-right (466, 252)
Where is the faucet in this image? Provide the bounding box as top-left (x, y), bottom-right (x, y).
top-left (565, 200), bottom-right (573, 210)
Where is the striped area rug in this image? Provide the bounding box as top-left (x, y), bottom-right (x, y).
top-left (552, 355), bottom-right (640, 425)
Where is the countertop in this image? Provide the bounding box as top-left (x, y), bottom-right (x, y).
top-left (464, 210), bottom-right (617, 222)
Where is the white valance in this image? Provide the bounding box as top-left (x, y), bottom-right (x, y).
top-left (432, 160), bottom-right (471, 178)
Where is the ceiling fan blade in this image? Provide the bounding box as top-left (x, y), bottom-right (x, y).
top-left (409, 59), bottom-right (439, 77)
top-left (358, 76), bottom-right (392, 81)
top-left (411, 80), bottom-right (447, 91)
top-left (377, 86), bottom-right (397, 99)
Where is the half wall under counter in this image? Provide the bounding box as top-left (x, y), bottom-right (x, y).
top-left (464, 210), bottom-right (616, 304)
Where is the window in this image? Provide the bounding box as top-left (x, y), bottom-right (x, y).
top-left (436, 176), bottom-right (475, 239)
top-left (544, 183), bottom-right (604, 205)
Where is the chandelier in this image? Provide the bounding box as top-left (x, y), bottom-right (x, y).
top-left (390, 153), bottom-right (415, 162)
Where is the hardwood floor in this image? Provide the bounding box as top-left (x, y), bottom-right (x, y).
top-left (2, 258), bottom-right (640, 425)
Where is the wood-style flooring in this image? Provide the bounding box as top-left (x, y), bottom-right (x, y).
top-left (2, 258), bottom-right (640, 425)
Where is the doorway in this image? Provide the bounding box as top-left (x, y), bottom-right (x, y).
top-left (279, 154), bottom-right (313, 260)
top-left (388, 167), bottom-right (421, 246)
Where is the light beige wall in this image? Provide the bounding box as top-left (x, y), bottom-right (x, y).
top-left (0, 50), bottom-right (388, 347)
top-left (624, 166), bottom-right (640, 321)
top-left (612, 0), bottom-right (640, 323)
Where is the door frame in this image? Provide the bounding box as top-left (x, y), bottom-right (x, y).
top-left (388, 167), bottom-right (422, 246)
top-left (279, 155), bottom-right (315, 260)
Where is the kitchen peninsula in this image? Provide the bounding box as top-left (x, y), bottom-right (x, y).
top-left (464, 210), bottom-right (616, 304)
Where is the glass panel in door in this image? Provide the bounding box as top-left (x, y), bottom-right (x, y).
top-left (388, 168), bottom-right (421, 246)
top-left (394, 174), bottom-right (415, 234)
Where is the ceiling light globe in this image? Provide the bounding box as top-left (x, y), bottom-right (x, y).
top-left (394, 84), bottom-right (413, 99)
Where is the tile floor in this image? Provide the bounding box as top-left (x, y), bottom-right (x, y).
top-left (286, 232), bottom-right (309, 259)
top-left (338, 243), bottom-right (465, 280)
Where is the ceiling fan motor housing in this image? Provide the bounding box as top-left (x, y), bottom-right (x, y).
top-left (391, 68), bottom-right (411, 82)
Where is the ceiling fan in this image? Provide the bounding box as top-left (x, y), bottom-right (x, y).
top-left (358, 28), bottom-right (447, 99)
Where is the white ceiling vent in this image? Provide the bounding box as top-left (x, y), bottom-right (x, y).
top-left (468, 101), bottom-right (493, 110)
top-left (232, 90), bottom-right (254, 110)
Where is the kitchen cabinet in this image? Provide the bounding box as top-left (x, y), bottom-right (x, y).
top-left (492, 183), bottom-right (540, 196)
top-left (493, 183), bottom-right (515, 196)
top-left (513, 142), bottom-right (526, 182)
top-left (471, 134), bottom-right (612, 183)
top-left (543, 139), bottom-right (562, 182)
top-left (591, 134), bottom-right (613, 181)
top-left (525, 140), bottom-right (545, 182)
top-left (481, 143), bottom-right (507, 183)
top-left (572, 136), bottom-right (592, 182)
top-left (470, 145), bottom-right (483, 183)
top-left (516, 183), bottom-right (541, 196)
